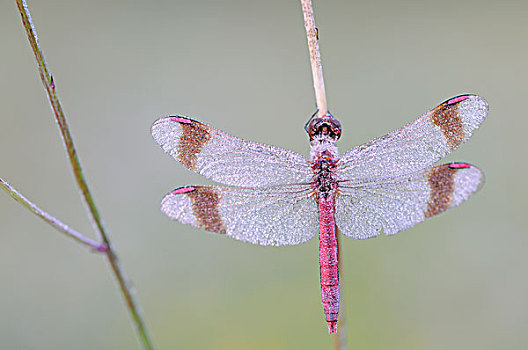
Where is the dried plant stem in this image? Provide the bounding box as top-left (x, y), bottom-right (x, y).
top-left (0, 178), bottom-right (107, 252)
top-left (301, 0), bottom-right (328, 117)
top-left (300, 1), bottom-right (347, 348)
top-left (15, 1), bottom-right (153, 349)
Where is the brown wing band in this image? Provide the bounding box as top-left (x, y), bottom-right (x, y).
top-left (430, 100), bottom-right (465, 150)
top-left (425, 164), bottom-right (463, 217)
top-left (172, 118), bottom-right (211, 170)
top-left (185, 187), bottom-right (226, 233)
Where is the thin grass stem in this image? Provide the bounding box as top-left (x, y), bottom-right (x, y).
top-left (15, 1), bottom-right (154, 348)
top-left (0, 178), bottom-right (107, 252)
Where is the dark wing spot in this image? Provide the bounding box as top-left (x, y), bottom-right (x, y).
top-left (430, 100), bottom-right (465, 150)
top-left (176, 120), bottom-right (211, 170)
top-left (186, 187), bottom-right (226, 233)
top-left (425, 165), bottom-right (459, 217)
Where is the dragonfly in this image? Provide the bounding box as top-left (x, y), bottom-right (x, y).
top-left (151, 94), bottom-right (488, 333)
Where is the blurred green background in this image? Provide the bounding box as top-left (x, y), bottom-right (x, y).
top-left (1, 0), bottom-right (527, 349)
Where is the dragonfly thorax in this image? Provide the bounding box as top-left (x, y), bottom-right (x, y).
top-left (305, 114), bottom-right (340, 196)
top-left (310, 141), bottom-right (339, 197)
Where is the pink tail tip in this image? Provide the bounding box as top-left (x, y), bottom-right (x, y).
top-left (328, 321), bottom-right (337, 334)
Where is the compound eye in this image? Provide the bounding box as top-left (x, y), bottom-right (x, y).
top-left (332, 126), bottom-right (341, 138)
top-left (308, 118), bottom-right (323, 135)
top-left (329, 119), bottom-right (342, 139)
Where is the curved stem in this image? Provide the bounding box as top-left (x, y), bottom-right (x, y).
top-left (15, 1), bottom-right (154, 348)
top-left (0, 178), bottom-right (107, 252)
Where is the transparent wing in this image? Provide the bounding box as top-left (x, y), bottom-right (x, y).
top-left (160, 184), bottom-right (318, 246)
top-left (335, 163), bottom-right (484, 239)
top-left (151, 116), bottom-right (312, 187)
top-left (337, 95), bottom-right (488, 181)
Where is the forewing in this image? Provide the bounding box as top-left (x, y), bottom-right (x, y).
top-left (151, 116), bottom-right (312, 187)
top-left (160, 184), bottom-right (318, 246)
top-left (337, 95), bottom-right (488, 181)
top-left (335, 163), bottom-right (484, 239)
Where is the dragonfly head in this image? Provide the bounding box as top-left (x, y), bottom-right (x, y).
top-left (305, 112), bottom-right (342, 142)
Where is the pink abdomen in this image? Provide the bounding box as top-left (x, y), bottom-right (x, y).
top-left (318, 195), bottom-right (339, 333)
